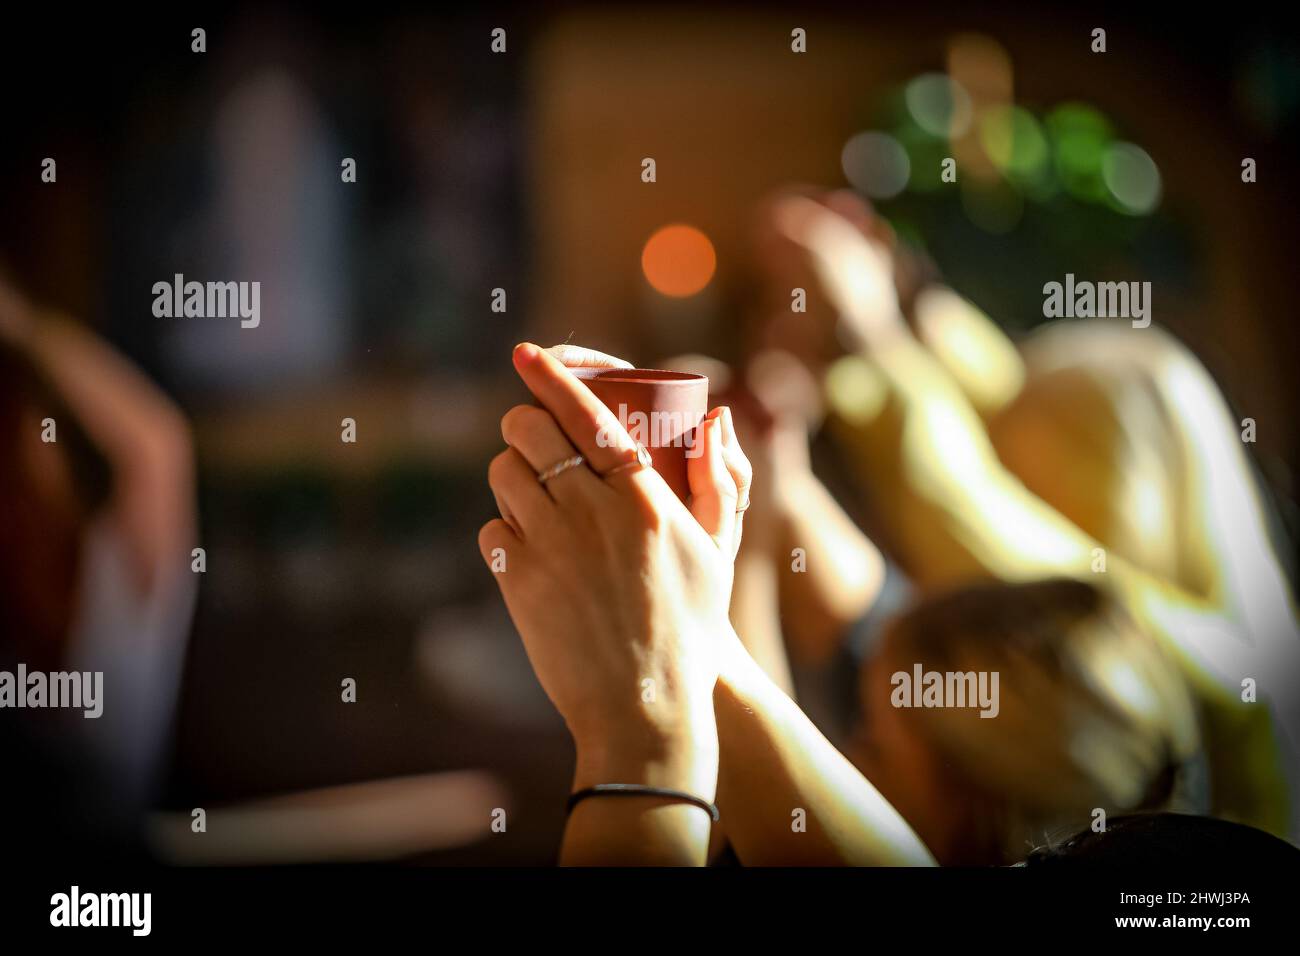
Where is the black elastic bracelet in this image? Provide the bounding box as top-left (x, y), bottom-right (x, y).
top-left (566, 784), bottom-right (721, 822)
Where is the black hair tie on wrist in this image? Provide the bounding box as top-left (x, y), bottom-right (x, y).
top-left (567, 784), bottom-right (720, 822)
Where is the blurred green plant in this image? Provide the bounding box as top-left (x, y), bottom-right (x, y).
top-left (841, 75), bottom-right (1189, 330)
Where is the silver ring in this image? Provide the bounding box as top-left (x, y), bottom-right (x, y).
top-left (537, 454), bottom-right (586, 484)
top-left (601, 443), bottom-right (653, 480)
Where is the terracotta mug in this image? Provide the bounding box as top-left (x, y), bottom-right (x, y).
top-left (569, 367), bottom-right (708, 502)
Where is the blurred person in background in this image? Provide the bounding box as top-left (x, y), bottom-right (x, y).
top-left (1, 273), bottom-right (513, 866)
top-left (0, 273), bottom-right (197, 855)
top-left (743, 187), bottom-right (1300, 843)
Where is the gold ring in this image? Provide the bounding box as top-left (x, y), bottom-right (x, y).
top-left (601, 442), bottom-right (653, 480)
top-left (537, 455), bottom-right (586, 484)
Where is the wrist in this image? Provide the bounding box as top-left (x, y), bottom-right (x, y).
top-left (572, 710), bottom-right (718, 800)
top-left (715, 628), bottom-right (780, 724)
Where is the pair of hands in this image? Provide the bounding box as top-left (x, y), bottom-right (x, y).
top-left (478, 343), bottom-right (751, 799)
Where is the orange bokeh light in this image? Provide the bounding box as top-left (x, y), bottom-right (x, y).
top-left (641, 224), bottom-right (717, 298)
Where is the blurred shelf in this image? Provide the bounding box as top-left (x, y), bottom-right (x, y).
top-left (191, 373), bottom-right (515, 475)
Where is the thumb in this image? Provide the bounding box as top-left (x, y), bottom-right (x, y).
top-left (545, 344), bottom-right (634, 369)
top-left (686, 415), bottom-right (738, 552)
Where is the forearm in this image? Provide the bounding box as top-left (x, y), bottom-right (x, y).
top-left (713, 637), bottom-right (933, 866)
top-left (776, 470), bottom-right (884, 661)
top-left (828, 340), bottom-right (1094, 588)
top-left (910, 284), bottom-right (1026, 423)
top-left (729, 549), bottom-right (796, 695)
top-left (26, 314), bottom-right (196, 591)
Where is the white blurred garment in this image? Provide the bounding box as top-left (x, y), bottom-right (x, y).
top-left (67, 518), bottom-right (197, 810)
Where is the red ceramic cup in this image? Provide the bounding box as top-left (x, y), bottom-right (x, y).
top-left (569, 368), bottom-right (709, 502)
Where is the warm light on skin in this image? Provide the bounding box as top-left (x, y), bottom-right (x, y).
top-left (774, 196), bottom-right (902, 339)
top-left (825, 355), bottom-right (889, 424)
top-left (641, 224), bottom-right (717, 297)
top-left (914, 286), bottom-right (1024, 417)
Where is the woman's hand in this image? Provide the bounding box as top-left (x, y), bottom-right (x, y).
top-left (487, 343), bottom-right (931, 866)
top-left (543, 342), bottom-right (752, 563)
top-left (480, 345), bottom-right (747, 807)
top-left (755, 189), bottom-right (911, 368)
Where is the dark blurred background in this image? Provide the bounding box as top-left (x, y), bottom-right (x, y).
top-left (3, 2), bottom-right (1298, 863)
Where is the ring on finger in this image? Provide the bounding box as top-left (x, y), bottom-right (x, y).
top-left (600, 442), bottom-right (653, 480)
top-left (537, 454), bottom-right (586, 484)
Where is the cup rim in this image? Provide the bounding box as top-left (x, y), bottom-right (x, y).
top-left (569, 367), bottom-right (707, 385)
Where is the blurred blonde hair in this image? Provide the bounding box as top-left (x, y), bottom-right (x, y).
top-left (860, 578), bottom-right (1202, 864)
